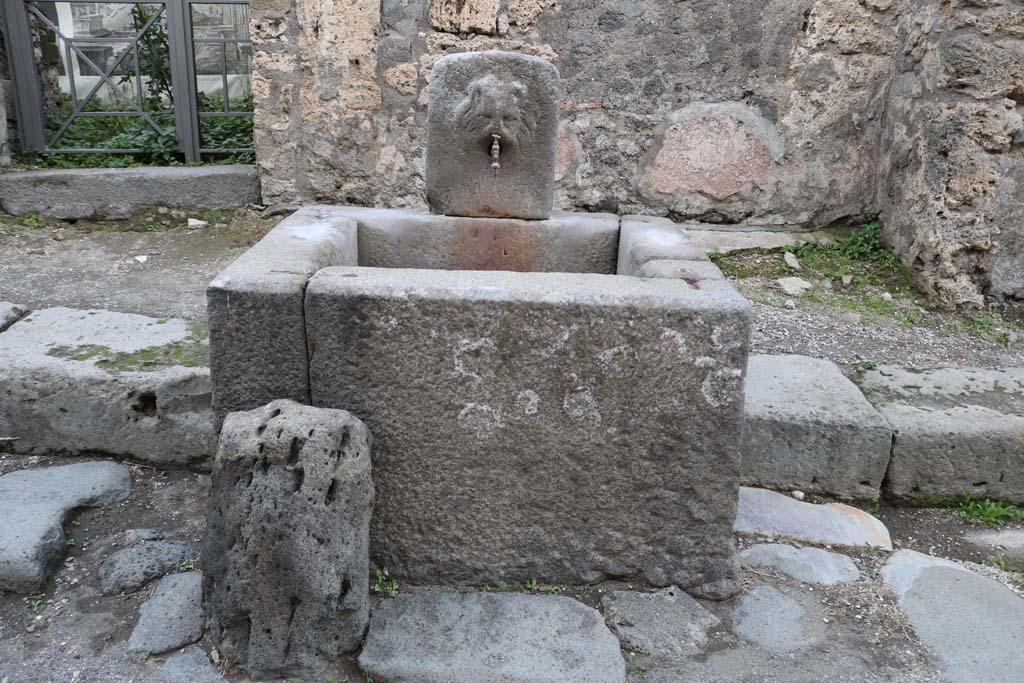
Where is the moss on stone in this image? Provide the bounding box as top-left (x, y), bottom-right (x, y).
top-left (46, 323), bottom-right (210, 371)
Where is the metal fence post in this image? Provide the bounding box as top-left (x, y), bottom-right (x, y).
top-left (166, 0), bottom-right (200, 162)
top-left (2, 0), bottom-right (47, 152)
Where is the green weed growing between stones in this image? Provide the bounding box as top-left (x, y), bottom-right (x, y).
top-left (957, 495), bottom-right (1024, 528)
top-left (371, 567), bottom-right (398, 598)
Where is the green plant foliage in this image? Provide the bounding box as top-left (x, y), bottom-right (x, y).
top-left (371, 567), bottom-right (399, 598)
top-left (957, 495), bottom-right (1024, 528)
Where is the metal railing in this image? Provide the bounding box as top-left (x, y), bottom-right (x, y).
top-left (0, 0), bottom-right (252, 162)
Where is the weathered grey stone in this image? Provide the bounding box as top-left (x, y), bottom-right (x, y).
top-left (601, 587), bottom-right (720, 657)
top-left (882, 550), bottom-right (1024, 683)
top-left (0, 307), bottom-right (215, 466)
top-left (202, 399), bottom-right (374, 678)
top-left (358, 591), bottom-right (625, 683)
top-left (963, 528), bottom-right (1024, 566)
top-left (858, 366), bottom-right (1024, 504)
top-left (0, 301), bottom-right (28, 332)
top-left (306, 266), bottom-right (750, 597)
top-left (685, 228), bottom-right (840, 255)
top-left (426, 51), bottom-right (560, 220)
top-left (98, 539), bottom-right (199, 595)
top-left (0, 166), bottom-right (260, 219)
top-left (0, 461), bottom-right (132, 592)
top-left (743, 355), bottom-right (892, 499)
top-left (617, 216), bottom-right (708, 277)
top-left (735, 487), bottom-right (892, 550)
top-left (635, 259), bottom-right (725, 284)
top-left (158, 645), bottom-right (222, 683)
top-left (740, 543), bottom-right (860, 585)
top-left (776, 277), bottom-right (813, 296)
top-left (127, 571), bottom-right (204, 655)
top-left (332, 205), bottom-right (620, 273)
top-left (208, 206), bottom-right (357, 422)
top-left (732, 585), bottom-right (820, 654)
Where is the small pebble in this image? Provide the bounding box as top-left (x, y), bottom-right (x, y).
top-left (882, 292), bottom-right (893, 302)
top-left (784, 300), bottom-right (797, 310)
top-left (791, 490), bottom-right (806, 501)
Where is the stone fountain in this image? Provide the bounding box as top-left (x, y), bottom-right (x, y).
top-left (208, 51), bottom-right (751, 601)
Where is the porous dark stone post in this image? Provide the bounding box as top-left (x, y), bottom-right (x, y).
top-left (202, 399), bottom-right (373, 679)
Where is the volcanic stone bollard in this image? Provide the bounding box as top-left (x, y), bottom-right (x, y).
top-left (202, 399), bottom-right (374, 678)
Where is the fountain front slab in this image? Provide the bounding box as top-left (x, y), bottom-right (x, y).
top-left (208, 205), bottom-right (751, 598)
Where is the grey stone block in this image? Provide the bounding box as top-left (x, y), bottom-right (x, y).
top-left (601, 587), bottom-right (720, 657)
top-left (358, 591), bottom-right (625, 683)
top-left (306, 266), bottom-right (751, 598)
top-left (426, 51), bottom-right (560, 220)
top-left (732, 585), bottom-right (821, 654)
top-left (858, 366), bottom-right (1024, 504)
top-left (202, 399), bottom-right (374, 678)
top-left (0, 461), bottom-right (132, 592)
top-left (963, 528), bottom-right (1024, 565)
top-left (882, 550), bottom-right (1024, 683)
top-left (159, 645), bottom-right (223, 683)
top-left (207, 206), bottom-right (358, 422)
top-left (743, 355), bottom-right (893, 500)
top-left (98, 539), bottom-right (199, 595)
top-left (0, 301), bottom-right (28, 332)
top-left (0, 165), bottom-right (260, 219)
top-left (739, 544), bottom-right (860, 585)
top-left (128, 571), bottom-right (204, 655)
top-left (328, 205), bottom-right (620, 273)
top-left (618, 216), bottom-right (708, 277)
top-left (735, 487), bottom-right (892, 550)
top-left (0, 307), bottom-right (215, 466)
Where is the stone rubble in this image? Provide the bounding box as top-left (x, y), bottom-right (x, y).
top-left (776, 276), bottom-right (813, 296)
top-left (98, 536), bottom-right (199, 595)
top-left (127, 571), bottom-right (204, 655)
top-left (0, 461), bottom-right (132, 592)
top-left (158, 645), bottom-right (223, 683)
top-left (601, 587), bottom-right (720, 657)
top-left (735, 487), bottom-right (892, 550)
top-left (740, 543), bottom-right (860, 585)
top-left (358, 591), bottom-right (626, 683)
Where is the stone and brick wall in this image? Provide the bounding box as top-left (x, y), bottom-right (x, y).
top-left (249, 0), bottom-right (1022, 307)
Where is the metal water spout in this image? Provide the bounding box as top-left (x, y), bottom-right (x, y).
top-left (490, 134), bottom-right (502, 174)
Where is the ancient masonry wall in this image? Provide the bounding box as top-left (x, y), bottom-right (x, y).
top-left (249, 0), bottom-right (1023, 307)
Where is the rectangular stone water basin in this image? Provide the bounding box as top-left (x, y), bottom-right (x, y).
top-left (208, 205), bottom-right (751, 598)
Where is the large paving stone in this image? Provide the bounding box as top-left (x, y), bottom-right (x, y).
top-left (306, 266), bottom-right (750, 597)
top-left (0, 165), bottom-right (259, 219)
top-left (882, 550), bottom-right (1024, 683)
top-left (0, 301), bottom-right (28, 332)
top-left (127, 571), bottom-right (204, 655)
top-left (426, 51), bottom-right (560, 220)
top-left (207, 206), bottom-right (357, 422)
top-left (358, 591), bottom-right (625, 683)
top-left (98, 538), bottom-right (199, 595)
top-left (740, 543), bottom-right (860, 585)
top-left (732, 585), bottom-right (821, 654)
top-left (744, 355), bottom-right (892, 499)
top-left (735, 487), bottom-right (892, 550)
top-left (203, 400), bottom-right (374, 678)
top-left (0, 307), bottom-right (215, 466)
top-left (602, 587), bottom-right (720, 657)
top-left (0, 461), bottom-right (131, 592)
top-left (859, 366), bottom-right (1024, 504)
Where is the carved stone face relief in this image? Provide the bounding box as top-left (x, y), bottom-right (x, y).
top-left (426, 51), bottom-right (560, 220)
top-left (454, 74), bottom-right (538, 150)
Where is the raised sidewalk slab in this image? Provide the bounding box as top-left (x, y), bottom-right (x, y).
top-left (743, 355), bottom-right (892, 500)
top-left (0, 307), bottom-right (216, 466)
top-left (0, 165), bottom-right (260, 220)
top-left (858, 366), bottom-right (1024, 504)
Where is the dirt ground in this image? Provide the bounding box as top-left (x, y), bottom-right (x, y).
top-left (0, 210), bottom-right (279, 322)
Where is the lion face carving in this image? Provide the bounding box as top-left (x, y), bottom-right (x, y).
top-left (454, 74), bottom-right (539, 149)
